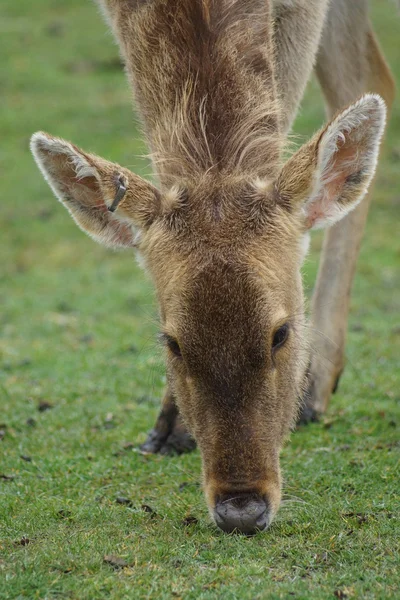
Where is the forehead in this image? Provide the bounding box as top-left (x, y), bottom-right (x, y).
top-left (188, 260), bottom-right (260, 323)
top-left (173, 256), bottom-right (289, 339)
top-left (145, 179), bottom-right (303, 325)
top-left (182, 260), bottom-right (268, 374)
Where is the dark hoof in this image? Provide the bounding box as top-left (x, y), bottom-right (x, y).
top-left (140, 429), bottom-right (165, 454)
top-left (332, 369), bottom-right (344, 394)
top-left (296, 364), bottom-right (320, 426)
top-left (297, 375), bottom-right (319, 426)
top-left (159, 431), bottom-right (197, 456)
top-left (296, 404), bottom-right (319, 426)
top-left (140, 429), bottom-right (196, 456)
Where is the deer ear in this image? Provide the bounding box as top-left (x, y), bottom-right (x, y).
top-left (30, 132), bottom-right (160, 248)
top-left (275, 94), bottom-right (386, 230)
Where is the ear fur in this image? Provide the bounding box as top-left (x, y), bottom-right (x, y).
top-left (275, 94), bottom-right (386, 230)
top-left (30, 132), bottom-right (160, 248)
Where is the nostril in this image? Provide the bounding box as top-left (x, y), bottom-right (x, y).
top-left (256, 509), bottom-right (268, 529)
top-left (214, 494), bottom-right (270, 535)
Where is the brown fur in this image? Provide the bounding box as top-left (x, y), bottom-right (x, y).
top-left (30, 0), bottom-right (394, 531)
top-left (100, 0), bottom-right (280, 186)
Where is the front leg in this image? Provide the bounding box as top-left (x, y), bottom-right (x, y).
top-left (140, 390), bottom-right (196, 455)
top-left (298, 355), bottom-right (344, 425)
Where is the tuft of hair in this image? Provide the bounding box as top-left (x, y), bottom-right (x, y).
top-left (108, 0), bottom-right (282, 185)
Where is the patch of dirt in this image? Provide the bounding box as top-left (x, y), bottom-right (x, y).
top-left (334, 588), bottom-right (355, 599)
top-left (37, 401), bottom-right (53, 412)
top-left (178, 481), bottom-right (200, 492)
top-left (181, 515), bottom-right (198, 527)
top-left (141, 504), bottom-right (157, 518)
top-left (14, 536), bottom-right (30, 546)
top-left (103, 554), bottom-right (129, 569)
top-left (57, 509), bottom-right (72, 519)
top-left (342, 512), bottom-right (371, 525)
top-left (116, 497), bottom-right (133, 507)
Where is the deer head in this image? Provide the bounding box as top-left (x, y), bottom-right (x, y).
top-left (31, 0), bottom-right (385, 534)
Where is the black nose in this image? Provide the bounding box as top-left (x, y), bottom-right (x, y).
top-left (214, 494), bottom-right (270, 535)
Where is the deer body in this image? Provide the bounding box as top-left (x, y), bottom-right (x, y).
top-left (31, 0), bottom-right (394, 534)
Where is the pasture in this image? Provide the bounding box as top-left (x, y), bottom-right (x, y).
top-left (1, 0), bottom-right (399, 598)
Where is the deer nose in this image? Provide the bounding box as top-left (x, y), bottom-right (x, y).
top-left (214, 494), bottom-right (270, 535)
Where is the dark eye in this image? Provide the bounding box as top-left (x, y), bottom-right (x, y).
top-left (165, 335), bottom-right (182, 358)
top-left (272, 324), bottom-right (289, 351)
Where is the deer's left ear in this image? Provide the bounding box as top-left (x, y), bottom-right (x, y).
top-left (275, 94), bottom-right (386, 230)
top-left (30, 132), bottom-right (161, 248)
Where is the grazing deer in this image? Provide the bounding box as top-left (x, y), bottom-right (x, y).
top-left (31, 0), bottom-right (395, 534)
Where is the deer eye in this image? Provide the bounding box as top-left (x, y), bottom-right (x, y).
top-left (164, 335), bottom-right (182, 358)
top-left (272, 324), bottom-right (289, 351)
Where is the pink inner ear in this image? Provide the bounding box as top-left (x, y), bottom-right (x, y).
top-left (72, 175), bottom-right (99, 192)
top-left (306, 140), bottom-right (362, 228)
top-left (326, 142), bottom-right (360, 190)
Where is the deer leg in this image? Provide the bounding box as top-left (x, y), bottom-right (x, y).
top-left (140, 390), bottom-right (196, 455)
top-left (299, 2), bottom-right (395, 422)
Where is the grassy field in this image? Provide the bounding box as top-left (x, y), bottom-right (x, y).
top-left (1, 1), bottom-right (399, 598)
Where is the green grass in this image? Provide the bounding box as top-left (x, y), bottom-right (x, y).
top-left (1, 1), bottom-right (399, 598)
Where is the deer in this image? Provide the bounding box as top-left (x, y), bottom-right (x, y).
top-left (30, 0), bottom-right (395, 535)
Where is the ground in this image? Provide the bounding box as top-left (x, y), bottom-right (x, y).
top-left (0, 1), bottom-right (399, 599)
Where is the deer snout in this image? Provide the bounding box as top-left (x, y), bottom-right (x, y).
top-left (213, 493), bottom-right (270, 535)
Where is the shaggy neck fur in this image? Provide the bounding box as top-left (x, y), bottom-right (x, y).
top-left (104, 0), bottom-right (281, 187)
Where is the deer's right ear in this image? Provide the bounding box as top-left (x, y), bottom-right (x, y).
top-left (30, 132), bottom-right (161, 248)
